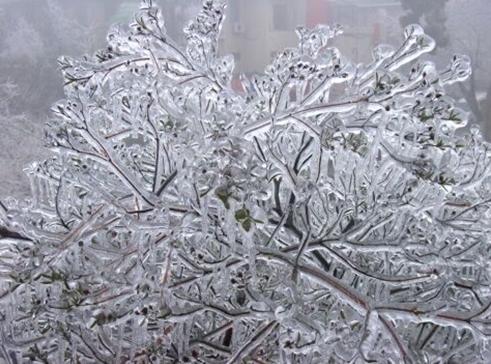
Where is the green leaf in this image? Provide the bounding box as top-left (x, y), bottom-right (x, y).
top-left (235, 208), bottom-right (250, 221)
top-left (241, 218), bottom-right (252, 232)
top-left (215, 187), bottom-right (232, 209)
top-left (419, 111), bottom-right (433, 122)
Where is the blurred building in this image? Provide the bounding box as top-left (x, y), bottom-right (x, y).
top-left (220, 0), bottom-right (307, 75)
top-left (221, 0), bottom-right (402, 76)
top-left (329, 0), bottom-right (402, 62)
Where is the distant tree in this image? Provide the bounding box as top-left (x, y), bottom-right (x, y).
top-left (0, 0), bottom-right (122, 197)
top-left (1, 0), bottom-right (491, 363)
top-left (0, 81), bottom-right (23, 119)
top-left (0, 79), bottom-right (40, 199)
top-left (0, 13), bottom-right (49, 114)
top-left (400, 0), bottom-right (449, 48)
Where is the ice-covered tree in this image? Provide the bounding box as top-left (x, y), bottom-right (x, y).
top-left (400, 0), bottom-right (450, 49)
top-left (1, 0), bottom-right (491, 362)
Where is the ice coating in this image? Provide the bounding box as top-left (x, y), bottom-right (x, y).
top-left (0, 0), bottom-right (491, 363)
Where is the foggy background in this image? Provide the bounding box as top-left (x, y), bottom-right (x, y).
top-left (0, 0), bottom-right (490, 199)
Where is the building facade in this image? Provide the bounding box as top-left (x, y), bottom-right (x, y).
top-left (220, 0), bottom-right (402, 76)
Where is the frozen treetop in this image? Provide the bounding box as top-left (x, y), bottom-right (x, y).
top-left (1, 0), bottom-right (490, 363)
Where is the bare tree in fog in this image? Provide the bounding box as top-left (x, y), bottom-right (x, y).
top-left (0, 0), bottom-right (123, 197)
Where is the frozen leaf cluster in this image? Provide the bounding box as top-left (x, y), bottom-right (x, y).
top-left (1, 1), bottom-right (491, 363)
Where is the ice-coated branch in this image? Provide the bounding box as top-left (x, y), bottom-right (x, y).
top-left (0, 0), bottom-right (490, 363)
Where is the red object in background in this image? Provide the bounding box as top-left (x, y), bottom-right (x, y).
top-left (372, 23), bottom-right (381, 44)
top-left (232, 76), bottom-right (244, 93)
top-left (306, 0), bottom-right (329, 27)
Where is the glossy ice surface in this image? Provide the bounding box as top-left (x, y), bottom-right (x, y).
top-left (1, 0), bottom-right (490, 363)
